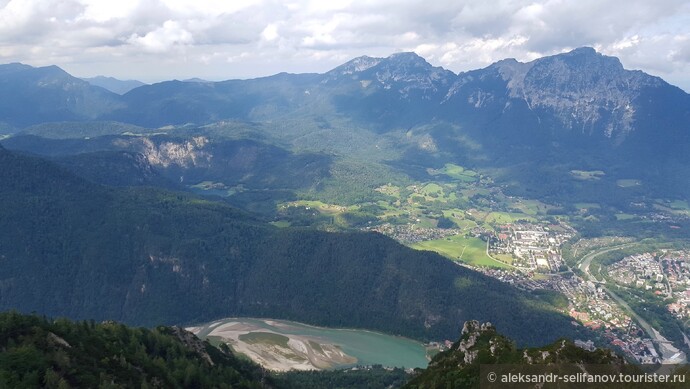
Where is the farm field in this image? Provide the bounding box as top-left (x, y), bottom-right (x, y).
top-left (411, 235), bottom-right (510, 268)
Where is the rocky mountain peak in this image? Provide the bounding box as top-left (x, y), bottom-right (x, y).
top-left (465, 47), bottom-right (668, 142)
top-left (527, 47), bottom-right (627, 89)
top-left (324, 52), bottom-right (455, 97)
top-left (387, 51), bottom-right (429, 65)
top-left (0, 62), bottom-right (33, 76)
top-left (377, 52), bottom-right (445, 76)
top-left (370, 52), bottom-right (455, 96)
top-left (330, 55), bottom-right (382, 76)
top-left (490, 58), bottom-right (535, 91)
top-left (562, 46), bottom-right (623, 68)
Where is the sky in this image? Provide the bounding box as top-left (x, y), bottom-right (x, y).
top-left (1, 0), bottom-right (689, 91)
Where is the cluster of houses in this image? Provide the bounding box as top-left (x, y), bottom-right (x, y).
top-left (490, 222), bottom-right (573, 272)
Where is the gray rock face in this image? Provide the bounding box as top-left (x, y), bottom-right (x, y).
top-left (519, 48), bottom-right (662, 142)
top-left (2, 48), bottom-right (686, 155)
top-left (325, 52), bottom-right (456, 98)
top-left (449, 47), bottom-right (670, 144)
top-left (330, 55), bottom-right (382, 75)
top-left (458, 320), bottom-right (497, 364)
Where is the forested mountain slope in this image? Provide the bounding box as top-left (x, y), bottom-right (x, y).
top-left (0, 146), bottom-right (579, 346)
top-left (0, 311), bottom-right (271, 388)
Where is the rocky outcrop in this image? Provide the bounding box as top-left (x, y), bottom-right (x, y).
top-left (170, 326), bottom-right (215, 366)
top-left (448, 47), bottom-right (671, 144)
top-left (407, 321), bottom-right (629, 388)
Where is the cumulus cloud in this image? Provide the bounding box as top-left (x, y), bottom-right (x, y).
top-left (127, 20), bottom-right (193, 53)
top-left (0, 0), bottom-right (688, 91)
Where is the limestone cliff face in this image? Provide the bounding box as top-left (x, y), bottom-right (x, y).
top-left (447, 47), bottom-right (673, 145)
top-left (113, 136), bottom-right (212, 169)
top-left (324, 52), bottom-right (456, 99)
top-left (509, 48), bottom-right (660, 142)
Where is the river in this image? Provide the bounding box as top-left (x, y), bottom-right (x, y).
top-left (577, 244), bottom-right (687, 364)
top-left (190, 317), bottom-right (430, 370)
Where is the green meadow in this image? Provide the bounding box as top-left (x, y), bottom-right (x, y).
top-left (238, 332), bottom-right (291, 348)
top-left (411, 235), bottom-right (509, 268)
top-left (439, 163), bottom-right (478, 182)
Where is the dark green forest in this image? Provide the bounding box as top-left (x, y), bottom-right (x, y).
top-left (0, 145), bottom-right (580, 346)
top-left (274, 366), bottom-right (410, 389)
top-left (0, 311), bottom-right (269, 388)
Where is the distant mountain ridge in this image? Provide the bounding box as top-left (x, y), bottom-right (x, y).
top-left (2, 48), bottom-right (686, 145)
top-left (81, 75), bottom-right (147, 95)
top-left (0, 63), bottom-right (123, 127)
top-left (1, 48), bottom-right (688, 197)
top-left (443, 47), bottom-right (685, 144)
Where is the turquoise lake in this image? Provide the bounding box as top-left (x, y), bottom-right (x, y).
top-left (195, 318), bottom-right (430, 369)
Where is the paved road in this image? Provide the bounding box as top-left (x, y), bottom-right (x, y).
top-left (485, 239), bottom-right (516, 268)
top-left (577, 243), bottom-right (636, 282)
top-left (576, 244), bottom-right (687, 364)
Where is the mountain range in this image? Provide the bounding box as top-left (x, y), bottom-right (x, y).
top-left (81, 75), bottom-right (147, 95)
top-left (0, 48), bottom-right (688, 368)
top-left (1, 48), bottom-right (688, 202)
top-left (3, 48), bottom-right (687, 144)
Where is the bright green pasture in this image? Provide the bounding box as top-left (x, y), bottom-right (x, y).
top-left (440, 164), bottom-right (478, 182)
top-left (411, 235), bottom-right (509, 268)
top-left (484, 212), bottom-right (536, 224)
top-left (238, 332), bottom-right (290, 347)
top-left (614, 213), bottom-right (636, 221)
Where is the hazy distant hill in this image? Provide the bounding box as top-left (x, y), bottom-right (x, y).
top-left (0, 63), bottom-right (123, 127)
top-left (82, 75), bottom-right (147, 95)
top-left (0, 145), bottom-right (582, 346)
top-left (2, 133), bottom-right (331, 201)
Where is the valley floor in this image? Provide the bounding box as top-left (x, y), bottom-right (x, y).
top-left (189, 318), bottom-right (430, 371)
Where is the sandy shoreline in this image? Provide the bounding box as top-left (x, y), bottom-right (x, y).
top-left (189, 319), bottom-right (358, 371)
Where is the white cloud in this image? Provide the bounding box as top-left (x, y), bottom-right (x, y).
top-left (0, 0), bottom-right (688, 91)
top-left (79, 0), bottom-right (140, 22)
top-left (127, 20), bottom-right (193, 53)
top-left (261, 24), bottom-right (279, 41)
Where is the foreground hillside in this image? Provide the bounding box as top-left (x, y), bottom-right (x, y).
top-left (405, 321), bottom-right (690, 389)
top-left (0, 311), bottom-right (269, 388)
top-left (5, 311), bottom-right (684, 389)
top-left (0, 146), bottom-right (580, 346)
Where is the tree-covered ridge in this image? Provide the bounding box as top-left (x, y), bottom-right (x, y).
top-left (0, 146), bottom-right (580, 346)
top-left (405, 320), bottom-right (690, 389)
top-left (274, 366), bottom-right (411, 389)
top-left (0, 311), bottom-right (271, 388)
